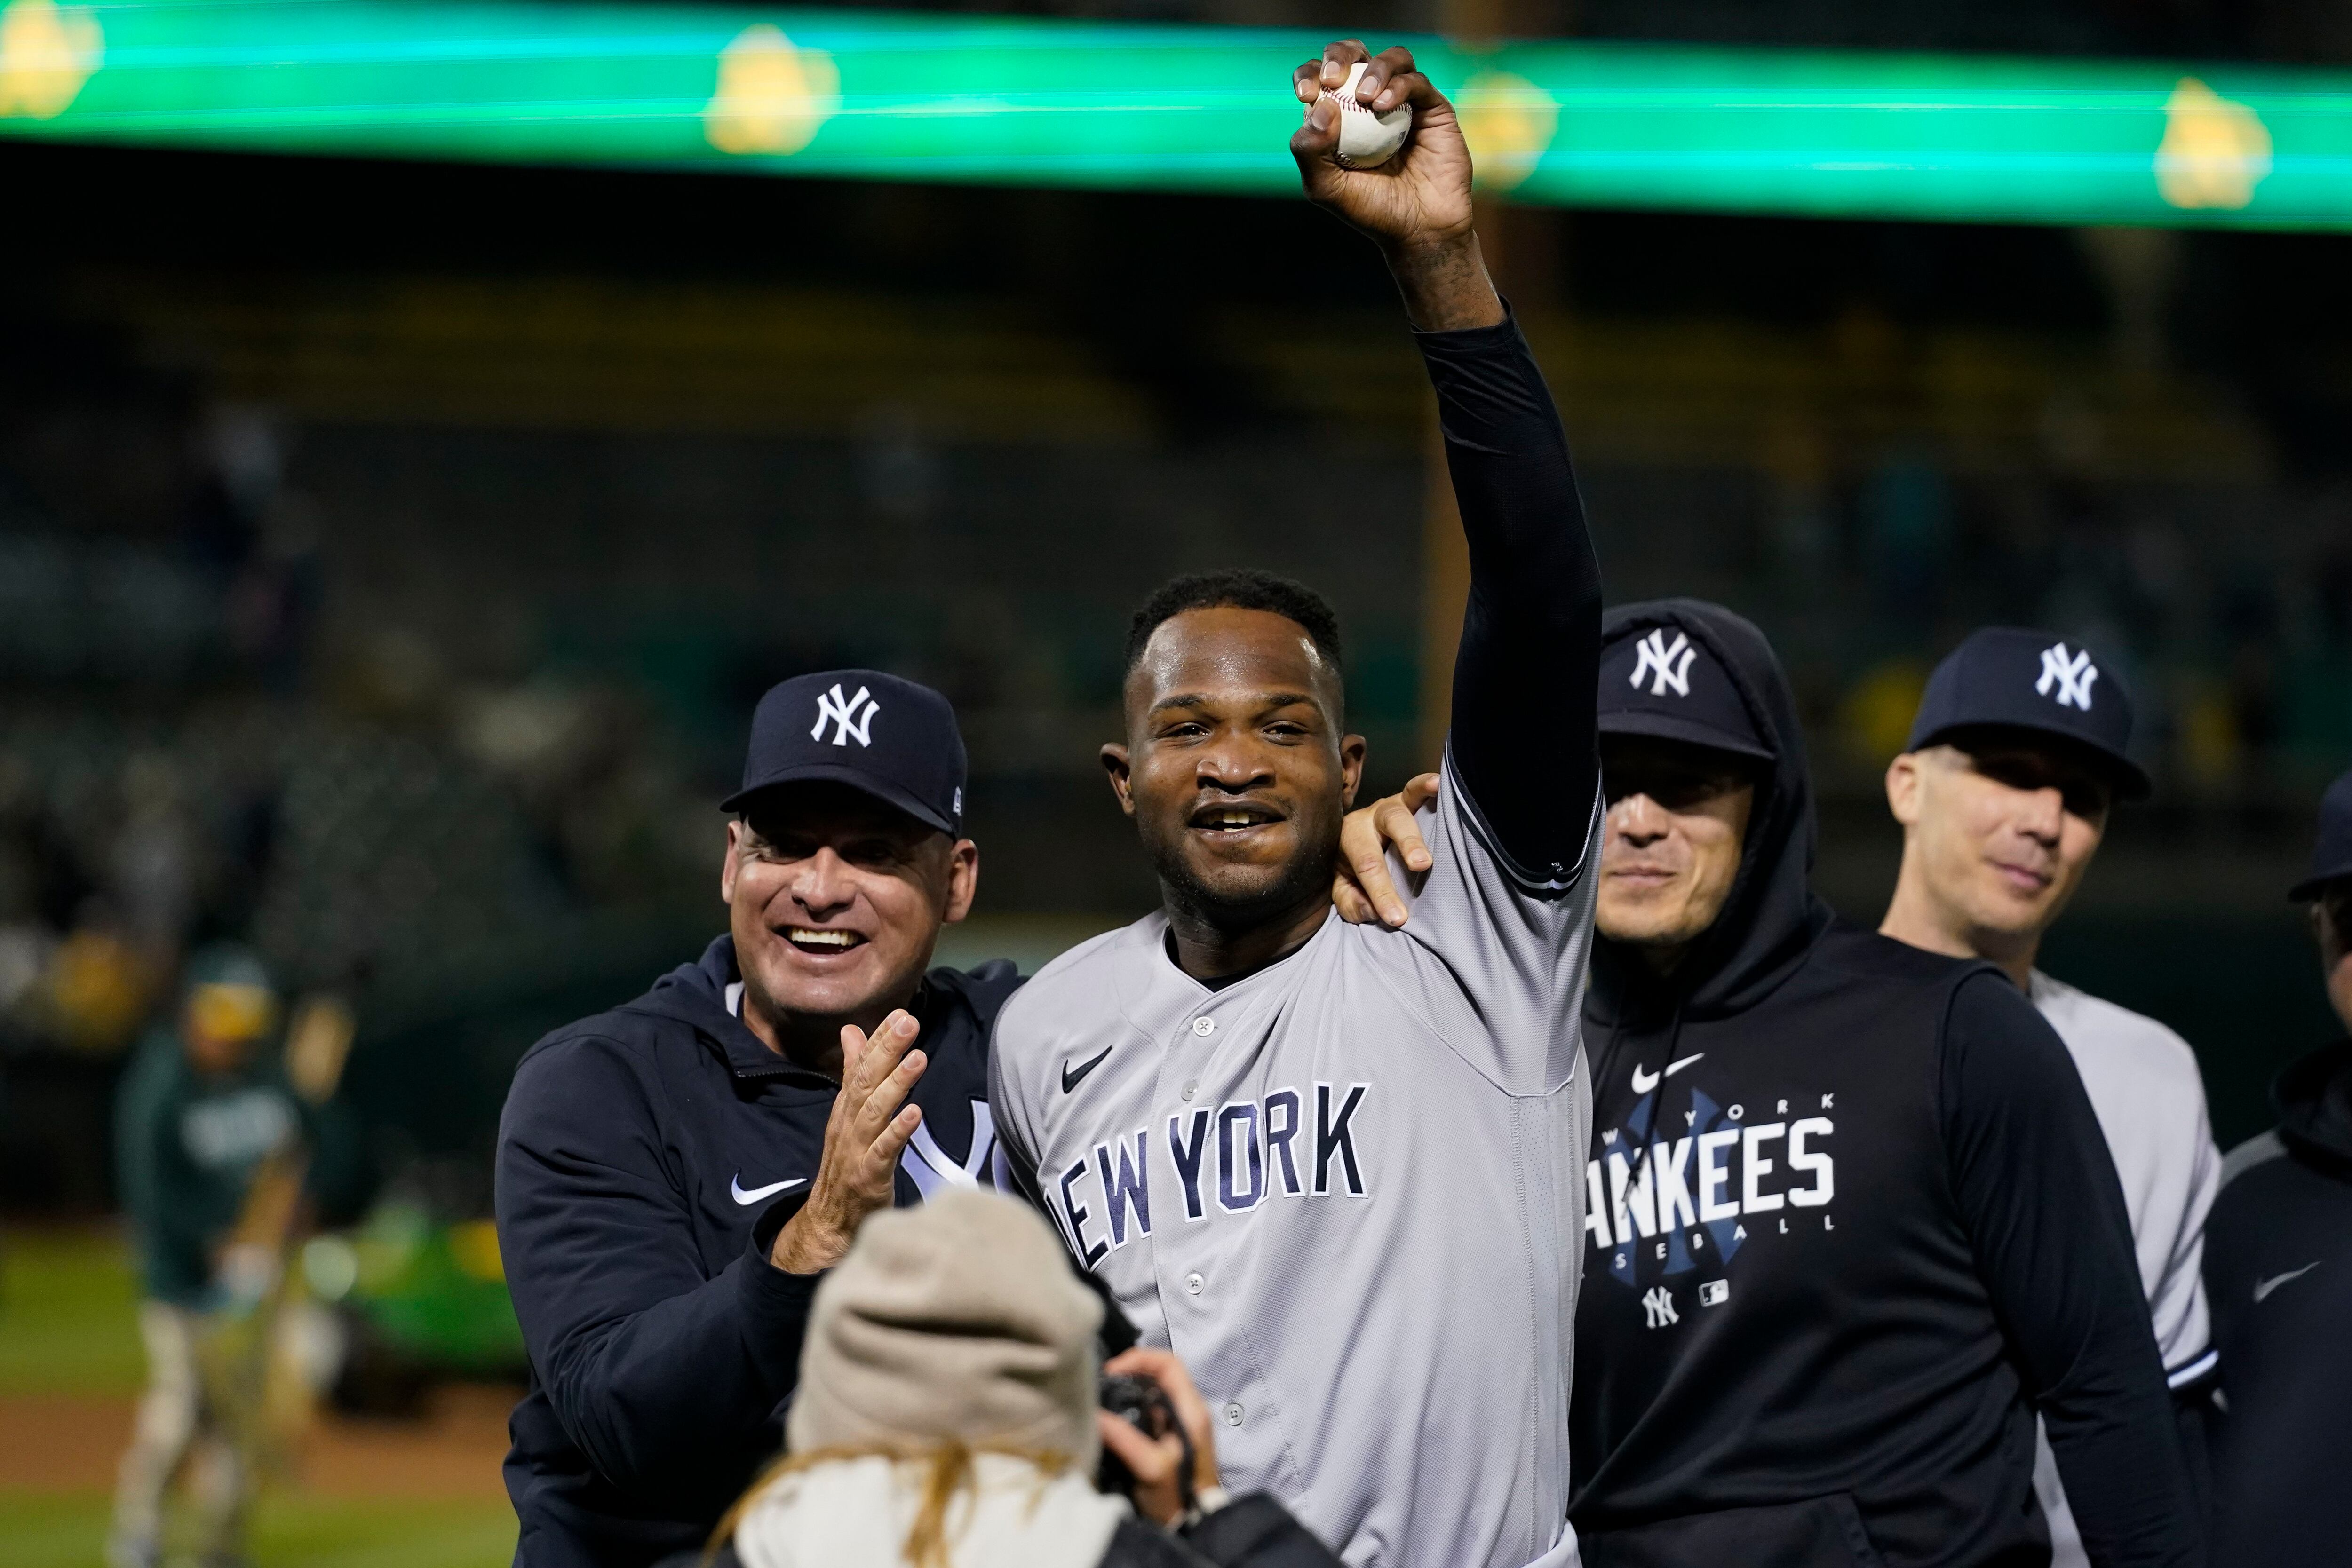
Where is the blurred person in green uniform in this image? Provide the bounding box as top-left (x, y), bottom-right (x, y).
top-left (107, 947), bottom-right (355, 1568)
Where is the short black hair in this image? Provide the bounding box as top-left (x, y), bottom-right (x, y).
top-left (1123, 570), bottom-right (1344, 676)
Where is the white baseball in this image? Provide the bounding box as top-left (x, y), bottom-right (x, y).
top-left (1322, 60), bottom-right (1411, 169)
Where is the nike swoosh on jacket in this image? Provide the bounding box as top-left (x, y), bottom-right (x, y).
top-left (730, 1176), bottom-right (808, 1206)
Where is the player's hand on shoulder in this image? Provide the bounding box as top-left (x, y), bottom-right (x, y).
top-left (1290, 41), bottom-right (1472, 249)
top-left (770, 1009), bottom-right (927, 1275)
top-left (1334, 771), bottom-right (1439, 928)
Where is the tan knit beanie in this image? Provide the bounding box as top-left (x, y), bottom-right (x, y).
top-left (787, 1188), bottom-right (1104, 1468)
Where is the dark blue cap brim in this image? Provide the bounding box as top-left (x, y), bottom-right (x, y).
top-left (2288, 863), bottom-right (2352, 902)
top-left (722, 763), bottom-right (959, 837)
top-left (1597, 709), bottom-right (1776, 764)
top-left (1909, 719), bottom-right (2152, 800)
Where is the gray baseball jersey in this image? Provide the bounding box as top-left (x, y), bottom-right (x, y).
top-left (989, 769), bottom-right (1599, 1568)
top-left (2025, 970), bottom-right (2220, 1568)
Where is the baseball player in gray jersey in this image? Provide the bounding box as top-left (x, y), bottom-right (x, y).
top-left (1878, 628), bottom-right (2219, 1566)
top-left (989, 40), bottom-right (1603, 1568)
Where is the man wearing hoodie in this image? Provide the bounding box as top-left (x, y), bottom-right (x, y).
top-left (2200, 767), bottom-right (2352, 1568)
top-left (1876, 629), bottom-right (2220, 1568)
top-left (496, 670), bottom-right (1018, 1568)
top-left (1560, 600), bottom-right (2197, 1567)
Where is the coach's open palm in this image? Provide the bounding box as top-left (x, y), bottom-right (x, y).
top-left (1291, 42), bottom-right (1474, 250)
top-left (770, 1009), bottom-right (926, 1274)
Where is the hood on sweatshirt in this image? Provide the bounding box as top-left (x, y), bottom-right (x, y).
top-left (2274, 1037), bottom-right (2352, 1171)
top-left (1588, 598), bottom-right (1833, 1027)
top-left (630, 937), bottom-right (821, 1082)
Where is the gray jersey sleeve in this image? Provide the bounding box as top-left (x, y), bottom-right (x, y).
top-left (2149, 1088), bottom-right (2219, 1378)
top-left (985, 993), bottom-right (1048, 1210)
top-left (1375, 760), bottom-right (1601, 1100)
top-left (2029, 975), bottom-right (2220, 1381)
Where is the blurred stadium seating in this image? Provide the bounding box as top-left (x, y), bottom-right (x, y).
top-left (4, 164), bottom-right (2349, 1204)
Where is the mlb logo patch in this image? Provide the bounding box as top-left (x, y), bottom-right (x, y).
top-left (1698, 1279), bottom-right (1730, 1307)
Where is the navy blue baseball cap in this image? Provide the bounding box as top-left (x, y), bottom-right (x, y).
top-left (1596, 621), bottom-right (1774, 763)
top-left (1906, 627), bottom-right (2150, 800)
top-left (2289, 768), bottom-right (2352, 901)
top-left (723, 669), bottom-right (967, 838)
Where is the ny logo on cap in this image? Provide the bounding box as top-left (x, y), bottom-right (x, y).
top-left (811, 683), bottom-right (880, 747)
top-left (2034, 643), bottom-right (2099, 712)
top-left (1630, 629), bottom-right (1697, 698)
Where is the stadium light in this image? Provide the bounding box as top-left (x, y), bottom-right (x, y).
top-left (2, 0), bottom-right (2347, 229)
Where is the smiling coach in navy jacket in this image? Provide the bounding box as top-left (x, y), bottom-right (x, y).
top-left (494, 671), bottom-right (1019, 1568)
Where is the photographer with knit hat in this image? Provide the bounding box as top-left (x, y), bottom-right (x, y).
top-left (714, 1188), bottom-right (1343, 1568)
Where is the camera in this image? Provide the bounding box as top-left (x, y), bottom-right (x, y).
top-left (1096, 1372), bottom-right (1193, 1506)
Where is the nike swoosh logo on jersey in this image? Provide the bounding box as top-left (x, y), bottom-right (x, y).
top-left (1062, 1045), bottom-right (1114, 1094)
top-left (1629, 1053), bottom-right (1705, 1095)
top-left (2253, 1260), bottom-right (2320, 1302)
top-left (730, 1175), bottom-right (808, 1206)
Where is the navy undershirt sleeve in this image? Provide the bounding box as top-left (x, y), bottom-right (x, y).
top-left (1939, 974), bottom-right (2201, 1568)
top-left (1414, 312), bottom-right (1602, 887)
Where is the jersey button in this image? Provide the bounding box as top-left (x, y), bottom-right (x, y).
top-left (1191, 1016), bottom-right (1216, 1038)
top-left (1181, 1079), bottom-right (1197, 1101)
top-left (1223, 1403), bottom-right (1244, 1427)
top-left (1185, 1272), bottom-right (1204, 1296)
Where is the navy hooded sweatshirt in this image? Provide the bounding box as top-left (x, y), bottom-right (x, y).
top-left (2202, 1037), bottom-right (2352, 1568)
top-left (494, 935), bottom-right (1020, 1568)
top-left (1568, 601), bottom-right (2199, 1568)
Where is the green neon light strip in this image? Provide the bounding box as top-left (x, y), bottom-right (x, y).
top-left (2, 0), bottom-right (2348, 228)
